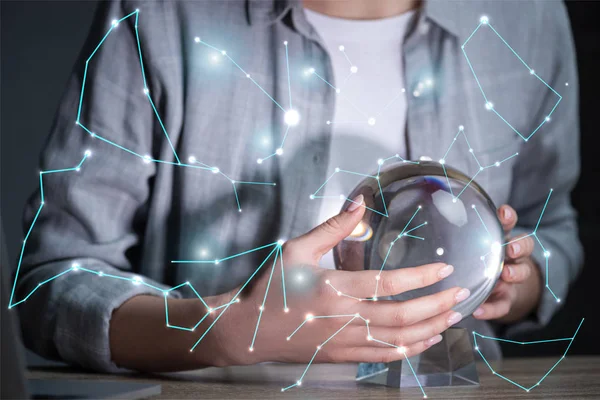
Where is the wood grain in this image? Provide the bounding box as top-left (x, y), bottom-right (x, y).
top-left (28, 356), bottom-right (600, 399)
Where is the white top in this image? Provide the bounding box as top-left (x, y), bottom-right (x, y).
top-left (304, 8), bottom-right (416, 269)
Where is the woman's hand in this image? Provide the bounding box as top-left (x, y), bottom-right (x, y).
top-left (212, 196), bottom-right (471, 366)
top-left (472, 204), bottom-right (542, 323)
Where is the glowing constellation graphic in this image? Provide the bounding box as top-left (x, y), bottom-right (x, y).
top-left (439, 125), bottom-right (519, 202)
top-left (282, 313), bottom-right (428, 398)
top-left (474, 318), bottom-right (584, 392)
top-left (172, 240), bottom-right (288, 352)
top-left (76, 10), bottom-right (276, 213)
top-left (463, 16), bottom-right (562, 142)
top-left (193, 37), bottom-right (299, 164)
top-left (476, 189), bottom-right (561, 302)
top-left (8, 152), bottom-right (90, 309)
top-left (311, 154), bottom-right (419, 217)
top-left (9, 10), bottom-right (583, 399)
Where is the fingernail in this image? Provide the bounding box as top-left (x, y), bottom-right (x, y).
top-left (511, 243), bottom-right (521, 257)
top-left (438, 264), bottom-right (454, 279)
top-left (455, 288), bottom-right (470, 303)
top-left (447, 312), bottom-right (462, 326)
top-left (505, 265), bottom-right (513, 279)
top-left (425, 334), bottom-right (443, 347)
top-left (347, 194), bottom-right (364, 212)
top-left (503, 207), bottom-right (512, 220)
top-left (473, 307), bottom-right (484, 317)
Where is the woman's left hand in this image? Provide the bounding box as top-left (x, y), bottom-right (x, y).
top-left (472, 205), bottom-right (543, 323)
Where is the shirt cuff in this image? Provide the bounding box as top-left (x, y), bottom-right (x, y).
top-left (53, 259), bottom-right (180, 372)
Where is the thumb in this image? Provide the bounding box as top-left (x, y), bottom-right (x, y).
top-left (295, 194), bottom-right (366, 261)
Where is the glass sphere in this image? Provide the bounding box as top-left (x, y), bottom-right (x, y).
top-left (333, 161), bottom-right (504, 316)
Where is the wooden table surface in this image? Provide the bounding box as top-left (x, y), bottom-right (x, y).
top-left (28, 356), bottom-right (600, 399)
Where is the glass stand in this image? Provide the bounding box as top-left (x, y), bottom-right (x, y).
top-left (356, 328), bottom-right (479, 388)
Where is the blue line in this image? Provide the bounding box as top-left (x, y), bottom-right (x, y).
top-left (145, 94), bottom-right (181, 164)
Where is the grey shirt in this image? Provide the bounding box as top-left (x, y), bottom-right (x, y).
top-left (16, 0), bottom-right (582, 372)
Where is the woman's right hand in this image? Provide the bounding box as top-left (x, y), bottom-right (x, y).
top-left (209, 195), bottom-right (470, 366)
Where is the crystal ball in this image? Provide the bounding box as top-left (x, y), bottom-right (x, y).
top-left (333, 161), bottom-right (504, 316)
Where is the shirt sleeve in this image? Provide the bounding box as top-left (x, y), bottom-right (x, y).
top-left (504, 2), bottom-right (583, 336)
top-left (15, 0), bottom-right (181, 372)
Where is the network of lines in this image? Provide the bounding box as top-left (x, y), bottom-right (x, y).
top-left (282, 313), bottom-right (427, 397)
top-left (8, 9), bottom-right (585, 399)
top-left (463, 16), bottom-right (562, 142)
top-left (473, 318), bottom-right (584, 391)
top-left (76, 10), bottom-right (278, 213)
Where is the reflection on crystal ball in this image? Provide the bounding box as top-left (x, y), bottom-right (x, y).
top-left (333, 161), bottom-right (504, 316)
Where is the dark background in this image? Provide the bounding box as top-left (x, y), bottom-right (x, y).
top-left (1, 0), bottom-right (599, 364)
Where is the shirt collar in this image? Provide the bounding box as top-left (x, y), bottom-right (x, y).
top-left (246, 0), bottom-right (463, 38)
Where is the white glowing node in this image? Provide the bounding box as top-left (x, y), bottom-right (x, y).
top-left (305, 313), bottom-right (314, 320)
top-left (335, 88), bottom-right (341, 94)
top-left (335, 167), bottom-right (340, 172)
top-left (339, 194), bottom-right (345, 200)
top-left (194, 37), bottom-right (200, 43)
top-left (459, 125), bottom-right (464, 130)
top-left (439, 159), bottom-right (445, 165)
top-left (211, 167), bottom-right (219, 174)
top-left (368, 117), bottom-right (376, 126)
top-left (350, 66), bottom-right (358, 73)
top-left (132, 275), bottom-right (142, 284)
top-left (480, 15), bottom-right (489, 24)
top-left (221, 50), bottom-right (226, 55)
top-left (397, 346), bottom-right (407, 354)
top-left (143, 155), bottom-right (152, 164)
top-left (530, 69), bottom-right (535, 75)
top-left (275, 148), bottom-right (284, 156)
top-left (284, 109), bottom-right (300, 126)
top-left (257, 158), bottom-right (263, 164)
top-left (309, 194), bottom-right (315, 200)
top-left (309, 67), bottom-right (315, 74)
top-left (436, 247), bottom-right (444, 256)
top-left (545, 116), bottom-right (551, 122)
top-left (339, 45), bottom-right (345, 51)
top-left (377, 159), bottom-right (383, 165)
top-left (112, 19), bottom-right (118, 27)
top-left (85, 150), bottom-right (92, 156)
top-left (485, 102), bottom-right (494, 110)
top-left (72, 263), bottom-right (80, 271)
top-left (284, 307), bottom-right (289, 313)
top-left (188, 156), bottom-right (196, 163)
top-left (283, 40), bottom-right (288, 45)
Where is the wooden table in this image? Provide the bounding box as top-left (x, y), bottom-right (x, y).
top-left (28, 356), bottom-right (600, 399)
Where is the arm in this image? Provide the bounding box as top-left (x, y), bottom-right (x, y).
top-left (15, 0), bottom-right (182, 371)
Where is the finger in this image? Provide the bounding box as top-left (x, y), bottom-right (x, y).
top-left (325, 263), bottom-right (453, 299)
top-left (472, 286), bottom-right (512, 320)
top-left (497, 204), bottom-right (517, 233)
top-left (501, 261), bottom-right (532, 283)
top-left (357, 286), bottom-right (469, 327)
top-left (505, 235), bottom-right (535, 260)
top-left (333, 337), bottom-right (441, 363)
top-left (340, 309), bottom-right (462, 348)
top-left (292, 194), bottom-right (366, 261)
